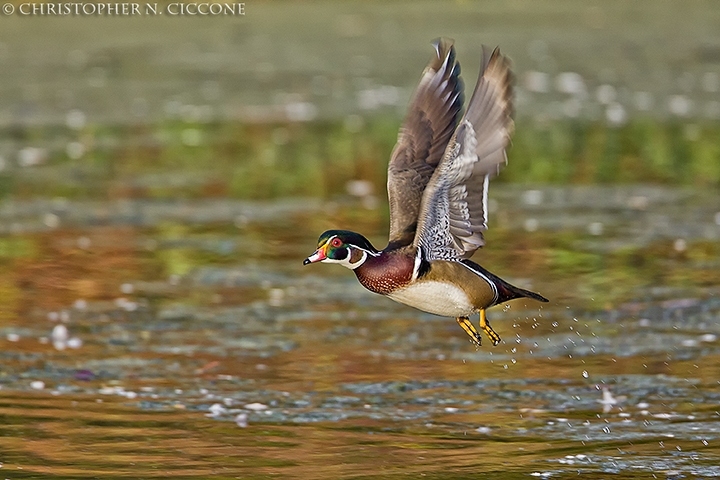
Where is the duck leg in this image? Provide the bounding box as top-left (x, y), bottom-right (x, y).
top-left (456, 316), bottom-right (482, 346)
top-left (479, 309), bottom-right (501, 346)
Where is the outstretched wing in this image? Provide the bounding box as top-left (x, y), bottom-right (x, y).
top-left (413, 46), bottom-right (514, 261)
top-left (386, 38), bottom-right (465, 249)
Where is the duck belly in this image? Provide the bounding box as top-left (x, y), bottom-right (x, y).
top-left (388, 281), bottom-right (476, 318)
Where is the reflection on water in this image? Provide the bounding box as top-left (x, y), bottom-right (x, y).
top-left (1, 186), bottom-right (720, 477)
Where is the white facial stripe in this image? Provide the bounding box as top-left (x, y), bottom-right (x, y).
top-left (322, 247), bottom-right (367, 270)
top-left (322, 235), bottom-right (337, 249)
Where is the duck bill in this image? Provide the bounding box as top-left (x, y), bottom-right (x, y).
top-left (303, 246), bottom-right (327, 265)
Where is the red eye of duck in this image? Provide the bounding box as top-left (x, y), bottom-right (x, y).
top-left (330, 238), bottom-right (342, 248)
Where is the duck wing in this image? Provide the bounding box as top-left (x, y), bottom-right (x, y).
top-left (386, 38), bottom-right (465, 249)
top-left (413, 46), bottom-right (513, 261)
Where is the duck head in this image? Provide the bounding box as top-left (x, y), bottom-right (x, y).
top-left (303, 230), bottom-right (379, 270)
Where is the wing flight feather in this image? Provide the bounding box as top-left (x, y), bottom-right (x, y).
top-left (413, 46), bottom-right (514, 261)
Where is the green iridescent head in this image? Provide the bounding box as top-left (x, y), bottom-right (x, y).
top-left (303, 230), bottom-right (379, 268)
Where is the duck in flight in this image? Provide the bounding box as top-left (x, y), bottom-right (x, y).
top-left (304, 38), bottom-right (548, 347)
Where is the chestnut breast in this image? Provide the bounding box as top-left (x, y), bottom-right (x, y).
top-left (354, 251), bottom-right (414, 295)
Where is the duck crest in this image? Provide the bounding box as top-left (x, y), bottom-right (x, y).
top-left (354, 250), bottom-right (414, 295)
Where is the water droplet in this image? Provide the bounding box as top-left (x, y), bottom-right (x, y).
top-left (702, 439), bottom-right (709, 446)
top-left (511, 358), bottom-right (517, 364)
top-left (503, 364), bottom-right (508, 369)
top-left (602, 426), bottom-right (611, 434)
top-left (552, 322), bottom-right (559, 328)
top-left (511, 348), bottom-right (517, 353)
top-left (582, 370), bottom-right (589, 378)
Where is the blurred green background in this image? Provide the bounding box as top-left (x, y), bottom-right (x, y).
top-left (0, 0), bottom-right (719, 203)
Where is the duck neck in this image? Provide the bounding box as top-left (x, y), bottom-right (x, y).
top-left (346, 248), bottom-right (370, 270)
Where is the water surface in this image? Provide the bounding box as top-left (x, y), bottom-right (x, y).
top-left (2, 186), bottom-right (719, 477)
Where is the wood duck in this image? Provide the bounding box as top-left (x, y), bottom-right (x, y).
top-left (304, 39), bottom-right (548, 347)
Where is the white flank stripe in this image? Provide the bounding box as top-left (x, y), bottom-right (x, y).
top-left (411, 247), bottom-right (422, 281)
top-left (459, 261), bottom-right (498, 304)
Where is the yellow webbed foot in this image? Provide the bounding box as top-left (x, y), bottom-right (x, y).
top-left (479, 309), bottom-right (501, 346)
top-left (456, 316), bottom-right (482, 347)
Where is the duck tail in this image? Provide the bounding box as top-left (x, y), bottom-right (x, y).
top-left (461, 259), bottom-right (549, 304)
top-left (500, 283), bottom-right (549, 304)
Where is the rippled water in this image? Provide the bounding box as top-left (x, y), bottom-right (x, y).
top-left (1, 186), bottom-right (719, 477)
